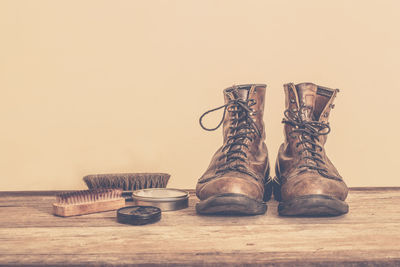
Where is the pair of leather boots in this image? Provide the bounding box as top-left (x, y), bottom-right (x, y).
top-left (196, 83), bottom-right (348, 217)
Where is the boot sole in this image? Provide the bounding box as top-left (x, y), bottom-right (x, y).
top-left (278, 194), bottom-right (349, 217)
top-left (196, 193), bottom-right (267, 215)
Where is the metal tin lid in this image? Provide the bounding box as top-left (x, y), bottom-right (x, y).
top-left (117, 206), bottom-right (161, 225)
top-left (131, 188), bottom-right (189, 211)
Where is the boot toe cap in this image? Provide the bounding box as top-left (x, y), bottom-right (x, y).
top-left (280, 173), bottom-right (348, 202)
top-left (196, 175), bottom-right (264, 201)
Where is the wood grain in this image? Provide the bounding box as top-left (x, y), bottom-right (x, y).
top-left (0, 188), bottom-right (399, 266)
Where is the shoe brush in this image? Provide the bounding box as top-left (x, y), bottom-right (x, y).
top-left (83, 173), bottom-right (171, 200)
top-left (53, 189), bottom-right (125, 217)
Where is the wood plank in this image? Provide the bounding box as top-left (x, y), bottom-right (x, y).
top-left (0, 188), bottom-right (399, 266)
top-left (1, 189), bottom-right (399, 228)
top-left (1, 187), bottom-right (399, 197)
top-left (0, 224), bottom-right (399, 266)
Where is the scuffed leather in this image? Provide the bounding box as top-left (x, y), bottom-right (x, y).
top-left (275, 82), bottom-right (348, 202)
top-left (196, 176), bottom-right (265, 201)
top-left (196, 84), bottom-right (270, 202)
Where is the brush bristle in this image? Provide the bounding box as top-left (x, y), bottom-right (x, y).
top-left (83, 173), bottom-right (170, 191)
top-left (55, 189), bottom-right (123, 205)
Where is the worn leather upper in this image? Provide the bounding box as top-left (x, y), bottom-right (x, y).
top-left (196, 84), bottom-right (270, 202)
top-left (275, 83), bottom-right (348, 202)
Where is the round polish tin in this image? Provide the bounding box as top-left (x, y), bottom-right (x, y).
top-left (117, 206), bottom-right (161, 225)
top-left (131, 188), bottom-right (189, 211)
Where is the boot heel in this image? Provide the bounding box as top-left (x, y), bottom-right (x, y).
top-left (272, 177), bottom-right (282, 202)
top-left (263, 176), bottom-right (273, 201)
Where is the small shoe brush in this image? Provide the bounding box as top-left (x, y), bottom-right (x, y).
top-left (83, 173), bottom-right (170, 200)
top-left (53, 189), bottom-right (125, 217)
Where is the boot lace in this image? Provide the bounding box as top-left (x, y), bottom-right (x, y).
top-left (199, 98), bottom-right (261, 177)
top-left (282, 107), bottom-right (341, 181)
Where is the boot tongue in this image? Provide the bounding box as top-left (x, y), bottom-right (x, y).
top-left (296, 83), bottom-right (317, 121)
top-left (295, 83), bottom-right (319, 167)
top-left (232, 88), bottom-right (249, 101)
top-left (225, 86), bottom-right (250, 102)
top-left (223, 86), bottom-right (253, 166)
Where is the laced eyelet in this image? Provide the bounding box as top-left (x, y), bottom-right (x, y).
top-left (281, 107), bottom-right (337, 180)
top-left (199, 97), bottom-right (261, 176)
top-left (248, 99), bottom-right (256, 106)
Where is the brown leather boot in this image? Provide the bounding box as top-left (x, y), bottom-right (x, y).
top-left (274, 82), bottom-right (349, 216)
top-left (196, 84), bottom-right (272, 215)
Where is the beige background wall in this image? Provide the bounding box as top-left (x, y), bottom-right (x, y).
top-left (1, 0), bottom-right (399, 190)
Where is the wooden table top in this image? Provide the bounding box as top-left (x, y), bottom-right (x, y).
top-left (0, 188), bottom-right (399, 266)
